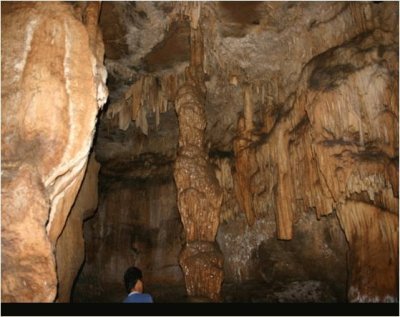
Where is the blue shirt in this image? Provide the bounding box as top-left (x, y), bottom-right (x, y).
top-left (123, 292), bottom-right (154, 303)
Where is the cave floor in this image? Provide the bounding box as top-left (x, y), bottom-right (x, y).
top-left (148, 280), bottom-right (345, 303)
top-left (73, 280), bottom-right (345, 303)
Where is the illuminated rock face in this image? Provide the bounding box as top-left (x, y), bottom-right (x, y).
top-left (1, 2), bottom-right (106, 302)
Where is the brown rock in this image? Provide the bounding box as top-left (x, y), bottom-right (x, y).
top-left (1, 2), bottom-right (107, 302)
top-left (1, 164), bottom-right (56, 302)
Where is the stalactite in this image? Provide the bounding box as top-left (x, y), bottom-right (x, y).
top-left (173, 24), bottom-right (224, 301)
top-left (106, 68), bottom-right (190, 134)
top-left (243, 84), bottom-right (254, 132)
top-left (233, 117), bottom-right (258, 226)
top-left (232, 79), bottom-right (296, 238)
top-left (176, 1), bottom-right (202, 30)
top-left (130, 77), bottom-right (142, 122)
top-left (213, 157), bottom-right (241, 223)
top-left (136, 105), bottom-right (148, 136)
top-left (118, 100), bottom-right (131, 131)
top-left (261, 80), bottom-right (278, 134)
top-left (273, 129), bottom-right (295, 240)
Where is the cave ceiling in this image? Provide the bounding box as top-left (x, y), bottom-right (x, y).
top-left (95, 1), bottom-right (396, 177)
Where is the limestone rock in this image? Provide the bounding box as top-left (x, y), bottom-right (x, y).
top-left (1, 2), bottom-right (107, 302)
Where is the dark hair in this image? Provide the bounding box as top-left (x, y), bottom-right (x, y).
top-left (124, 266), bottom-right (143, 293)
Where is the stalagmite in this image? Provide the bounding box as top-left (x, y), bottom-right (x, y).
top-left (173, 24), bottom-right (224, 301)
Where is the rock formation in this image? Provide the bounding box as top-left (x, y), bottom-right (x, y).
top-left (224, 28), bottom-right (399, 301)
top-left (83, 1), bottom-right (398, 303)
top-left (2, 1), bottom-right (398, 304)
top-left (1, 2), bottom-right (107, 302)
top-left (92, 2), bottom-right (398, 301)
top-left (173, 25), bottom-right (224, 301)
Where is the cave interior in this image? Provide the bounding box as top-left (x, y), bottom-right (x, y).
top-left (1, 1), bottom-right (399, 305)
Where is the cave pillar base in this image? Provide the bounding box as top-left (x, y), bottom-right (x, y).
top-left (179, 241), bottom-right (224, 302)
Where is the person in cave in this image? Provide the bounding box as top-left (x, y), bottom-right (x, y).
top-left (122, 266), bottom-right (154, 303)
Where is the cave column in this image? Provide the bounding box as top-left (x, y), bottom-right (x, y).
top-left (173, 24), bottom-right (224, 302)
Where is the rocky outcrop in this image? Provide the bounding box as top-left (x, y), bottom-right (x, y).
top-left (1, 2), bottom-right (107, 302)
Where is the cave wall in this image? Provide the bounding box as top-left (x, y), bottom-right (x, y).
top-left (55, 153), bottom-right (100, 302)
top-left (74, 158), bottom-right (349, 302)
top-left (218, 28), bottom-right (399, 302)
top-left (217, 212), bottom-right (348, 302)
top-left (72, 168), bottom-right (184, 303)
top-left (219, 48), bottom-right (400, 298)
top-left (1, 2), bottom-right (107, 302)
